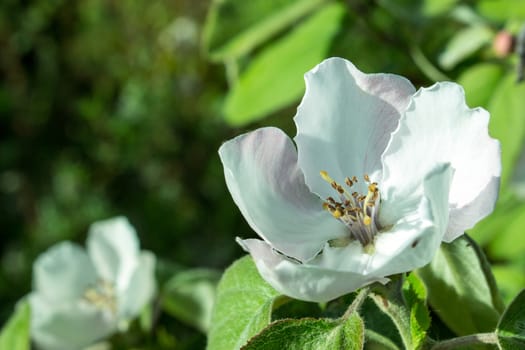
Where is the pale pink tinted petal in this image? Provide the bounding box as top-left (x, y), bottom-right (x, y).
top-left (382, 82), bottom-right (500, 239)
top-left (294, 57), bottom-right (416, 197)
top-left (220, 127), bottom-right (346, 262)
top-left (444, 177), bottom-right (499, 242)
top-left (238, 238), bottom-right (386, 303)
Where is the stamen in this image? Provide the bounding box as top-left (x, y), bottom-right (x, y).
top-left (83, 279), bottom-right (117, 315)
top-left (319, 171), bottom-right (381, 250)
top-left (320, 170), bottom-right (333, 183)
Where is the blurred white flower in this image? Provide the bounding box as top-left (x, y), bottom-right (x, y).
top-left (219, 57), bottom-right (501, 302)
top-left (29, 217), bottom-right (156, 350)
top-left (158, 16), bottom-right (198, 51)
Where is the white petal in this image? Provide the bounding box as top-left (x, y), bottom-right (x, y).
top-left (378, 163), bottom-right (452, 274)
top-left (33, 242), bottom-right (97, 303)
top-left (118, 251), bottom-right (156, 321)
top-left (219, 127), bottom-right (346, 262)
top-left (381, 82), bottom-right (500, 239)
top-left (444, 177), bottom-right (499, 242)
top-left (30, 294), bottom-right (115, 350)
top-left (87, 217), bottom-right (140, 290)
top-left (294, 57), bottom-right (416, 197)
top-left (238, 238), bottom-right (386, 303)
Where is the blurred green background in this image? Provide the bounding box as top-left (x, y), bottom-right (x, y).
top-left (2, 0), bottom-right (525, 347)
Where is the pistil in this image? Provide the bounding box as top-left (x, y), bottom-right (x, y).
top-left (320, 170), bottom-right (380, 249)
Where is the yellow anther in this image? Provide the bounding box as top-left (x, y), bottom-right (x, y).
top-left (84, 289), bottom-right (99, 302)
top-left (332, 209), bottom-right (342, 218)
top-left (364, 174), bottom-right (370, 182)
top-left (322, 202), bottom-right (330, 210)
top-left (368, 183), bottom-right (377, 192)
top-left (345, 177), bottom-right (353, 187)
top-left (320, 170), bottom-right (333, 183)
top-left (363, 215), bottom-right (372, 226)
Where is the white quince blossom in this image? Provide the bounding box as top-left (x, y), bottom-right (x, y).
top-left (29, 217), bottom-right (156, 350)
top-left (219, 57), bottom-right (501, 302)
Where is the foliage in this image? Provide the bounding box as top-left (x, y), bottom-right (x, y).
top-left (207, 256), bottom-right (282, 350)
top-left (0, 300), bottom-right (30, 350)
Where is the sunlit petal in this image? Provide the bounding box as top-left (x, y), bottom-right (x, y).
top-left (238, 238), bottom-right (386, 302)
top-left (220, 127), bottom-right (346, 262)
top-left (382, 82), bottom-right (500, 240)
top-left (294, 57), bottom-right (415, 196)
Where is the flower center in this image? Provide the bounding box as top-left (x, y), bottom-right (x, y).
top-left (320, 170), bottom-right (381, 251)
top-left (83, 279), bottom-right (117, 315)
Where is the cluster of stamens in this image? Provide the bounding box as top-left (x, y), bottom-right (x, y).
top-left (320, 170), bottom-right (381, 249)
top-left (83, 279), bottom-right (117, 315)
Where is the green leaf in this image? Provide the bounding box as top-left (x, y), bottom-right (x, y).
top-left (416, 235), bottom-right (504, 336)
top-left (477, 0), bottom-right (525, 22)
top-left (361, 298), bottom-right (402, 349)
top-left (139, 303), bottom-right (154, 333)
top-left (457, 63), bottom-right (504, 108)
top-left (161, 268), bottom-right (221, 333)
top-left (487, 73), bottom-right (525, 187)
top-left (202, 0), bottom-right (325, 61)
top-left (468, 192), bottom-right (517, 246)
top-left (402, 273), bottom-right (430, 349)
top-left (223, 2), bottom-right (345, 126)
top-left (369, 276), bottom-right (429, 350)
top-left (364, 329), bottom-right (400, 350)
top-left (207, 256), bottom-right (283, 350)
top-left (488, 202), bottom-right (525, 261)
top-left (422, 0), bottom-right (457, 17)
top-left (493, 264), bottom-right (525, 305)
top-left (241, 314), bottom-right (364, 350)
top-left (497, 289), bottom-right (525, 348)
top-left (438, 25), bottom-right (493, 69)
top-left (0, 299), bottom-right (31, 350)
top-left (271, 298), bottom-right (323, 321)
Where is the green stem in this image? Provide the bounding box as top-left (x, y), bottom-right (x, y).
top-left (430, 333), bottom-right (498, 349)
top-left (342, 286), bottom-right (370, 320)
top-left (370, 276), bottom-right (414, 349)
top-left (409, 44), bottom-right (450, 82)
top-left (225, 59), bottom-right (239, 88)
